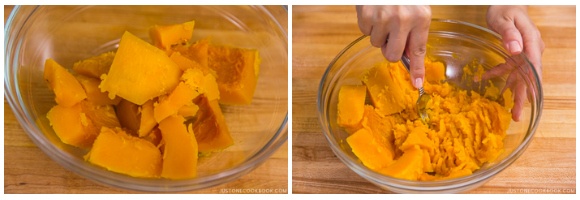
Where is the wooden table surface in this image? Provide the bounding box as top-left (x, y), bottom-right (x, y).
top-left (3, 5), bottom-right (288, 194)
top-left (292, 5), bottom-right (576, 194)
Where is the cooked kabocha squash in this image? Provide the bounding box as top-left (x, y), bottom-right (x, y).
top-left (86, 127), bottom-right (162, 178)
top-left (158, 115), bottom-right (198, 179)
top-left (191, 95), bottom-right (233, 152)
top-left (149, 20), bottom-right (195, 50)
top-left (43, 59), bottom-right (87, 107)
top-left (208, 45), bottom-right (260, 105)
top-left (99, 31), bottom-right (181, 105)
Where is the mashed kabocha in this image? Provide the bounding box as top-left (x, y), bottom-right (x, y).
top-left (43, 20), bottom-right (261, 179)
top-left (337, 58), bottom-right (513, 181)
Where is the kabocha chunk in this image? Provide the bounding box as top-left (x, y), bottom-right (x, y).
top-left (208, 45), bottom-right (261, 105)
top-left (47, 103), bottom-right (98, 149)
top-left (362, 61), bottom-right (414, 116)
top-left (143, 127), bottom-right (163, 147)
top-left (170, 51), bottom-right (216, 77)
top-left (72, 51), bottom-right (116, 79)
top-left (80, 100), bottom-right (121, 130)
top-left (139, 100), bottom-right (157, 137)
top-left (159, 115), bottom-right (198, 179)
top-left (181, 68), bottom-right (220, 101)
top-left (178, 104), bottom-right (199, 118)
top-left (76, 75), bottom-right (121, 106)
top-left (43, 59), bottom-right (87, 107)
top-left (174, 38), bottom-right (210, 71)
top-left (347, 128), bottom-right (394, 170)
top-left (378, 145), bottom-right (424, 180)
top-left (192, 95), bottom-right (234, 152)
top-left (86, 127), bottom-right (162, 178)
top-left (149, 20), bottom-right (195, 49)
top-left (116, 99), bottom-right (141, 133)
top-left (154, 82), bottom-right (200, 122)
top-left (99, 31), bottom-right (181, 105)
top-left (337, 85), bottom-right (367, 128)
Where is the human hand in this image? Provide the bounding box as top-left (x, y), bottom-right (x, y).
top-left (484, 5), bottom-right (545, 121)
top-left (356, 5), bottom-right (431, 89)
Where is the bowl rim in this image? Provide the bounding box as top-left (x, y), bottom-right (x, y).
top-left (4, 5), bottom-right (289, 192)
top-left (317, 18), bottom-right (543, 192)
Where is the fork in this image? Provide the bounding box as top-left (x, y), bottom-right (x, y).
top-left (401, 56), bottom-right (431, 125)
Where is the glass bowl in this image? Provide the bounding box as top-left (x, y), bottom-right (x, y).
top-left (4, 5), bottom-right (288, 192)
top-left (318, 19), bottom-right (542, 193)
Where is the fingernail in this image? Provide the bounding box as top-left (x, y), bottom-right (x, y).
top-left (415, 78), bottom-right (423, 88)
top-left (508, 41), bottom-right (522, 54)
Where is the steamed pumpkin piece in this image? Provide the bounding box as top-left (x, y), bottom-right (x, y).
top-left (337, 85), bottom-right (367, 128)
top-left (115, 99), bottom-right (141, 133)
top-left (149, 20), bottom-right (195, 50)
top-left (154, 82), bottom-right (200, 122)
top-left (346, 128), bottom-right (395, 170)
top-left (362, 61), bottom-right (414, 117)
top-left (86, 127), bottom-right (162, 178)
top-left (76, 75), bottom-right (121, 106)
top-left (80, 100), bottom-right (121, 130)
top-left (170, 51), bottom-right (216, 77)
top-left (47, 103), bottom-right (98, 149)
top-left (192, 95), bottom-right (234, 152)
top-left (208, 45), bottom-right (261, 105)
top-left (378, 145), bottom-right (424, 180)
top-left (158, 115), bottom-right (198, 179)
top-left (72, 51), bottom-right (116, 79)
top-left (139, 100), bottom-right (157, 137)
top-left (181, 68), bottom-right (220, 101)
top-left (99, 31), bottom-right (181, 105)
top-left (43, 59), bottom-right (87, 107)
top-left (174, 38), bottom-right (210, 71)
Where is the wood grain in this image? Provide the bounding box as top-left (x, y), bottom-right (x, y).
top-left (292, 5), bottom-right (575, 194)
top-left (4, 5), bottom-right (288, 194)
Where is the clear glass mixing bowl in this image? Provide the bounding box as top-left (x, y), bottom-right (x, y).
top-left (5, 5), bottom-right (288, 192)
top-left (318, 19), bottom-right (542, 193)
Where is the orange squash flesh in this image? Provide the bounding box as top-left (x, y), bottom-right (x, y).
top-left (178, 104), bottom-right (199, 118)
top-left (139, 100), bottom-right (157, 137)
top-left (346, 128), bottom-right (394, 170)
top-left (76, 75), bottom-right (121, 106)
top-left (149, 20), bottom-right (195, 49)
top-left (208, 45), bottom-right (260, 105)
top-left (158, 115), bottom-right (198, 179)
top-left (174, 38), bottom-right (210, 71)
top-left (192, 95), bottom-right (234, 152)
top-left (170, 51), bottom-right (216, 77)
top-left (181, 68), bottom-right (220, 102)
top-left (362, 61), bottom-right (413, 116)
top-left (424, 58), bottom-right (446, 83)
top-left (80, 100), bottom-right (121, 130)
top-left (99, 31), bottom-right (182, 105)
top-left (115, 99), bottom-right (141, 134)
top-left (43, 59), bottom-right (87, 107)
top-left (378, 145), bottom-right (424, 180)
top-left (86, 127), bottom-right (162, 178)
top-left (47, 103), bottom-right (98, 149)
top-left (154, 82), bottom-right (200, 122)
top-left (337, 85), bottom-right (367, 128)
top-left (72, 51), bottom-right (116, 79)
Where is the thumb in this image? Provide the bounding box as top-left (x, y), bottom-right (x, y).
top-left (492, 20), bottom-right (524, 55)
